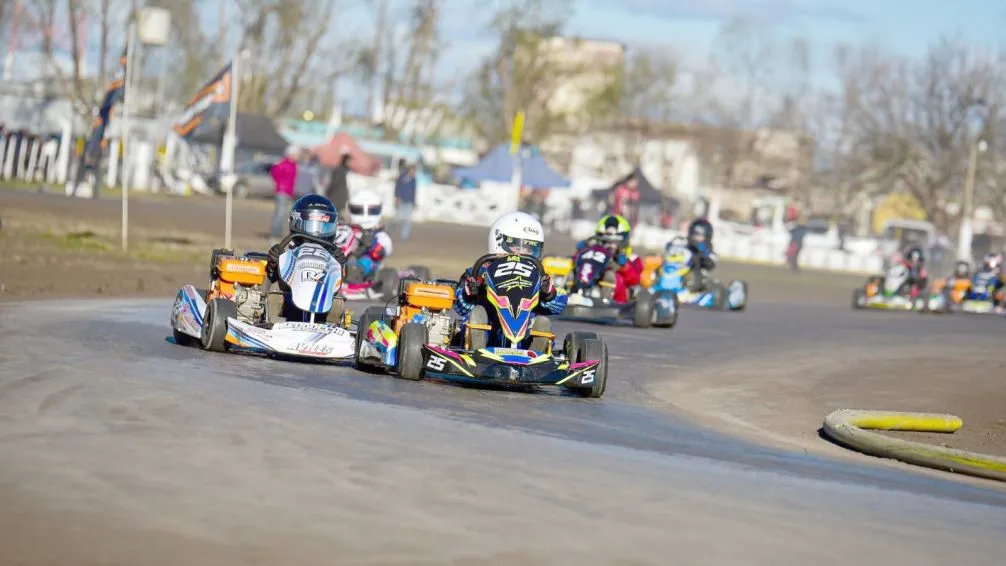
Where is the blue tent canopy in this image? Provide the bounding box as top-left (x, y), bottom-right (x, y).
top-left (452, 144), bottom-right (570, 188)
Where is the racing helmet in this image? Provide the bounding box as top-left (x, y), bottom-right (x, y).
top-left (982, 251), bottom-right (1003, 272)
top-left (348, 189), bottom-right (383, 230)
top-left (289, 194), bottom-right (339, 242)
top-left (904, 245), bottom-right (925, 265)
top-left (595, 214), bottom-right (631, 252)
top-left (488, 211), bottom-right (544, 259)
top-left (687, 217), bottom-right (713, 246)
top-left (954, 260), bottom-right (971, 278)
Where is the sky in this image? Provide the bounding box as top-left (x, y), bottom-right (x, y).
top-left (11, 0), bottom-right (1005, 113)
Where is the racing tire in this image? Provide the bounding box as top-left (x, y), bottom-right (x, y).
top-left (201, 298), bottom-right (236, 353)
top-left (354, 306), bottom-right (388, 370)
top-left (467, 305), bottom-right (490, 350)
top-left (529, 316), bottom-right (552, 353)
top-left (711, 284), bottom-right (728, 311)
top-left (562, 331), bottom-right (599, 362)
top-left (377, 267), bottom-right (400, 298)
top-left (397, 322), bottom-right (428, 381)
top-left (632, 289), bottom-right (654, 328)
top-left (573, 338), bottom-right (608, 398)
top-left (851, 288), bottom-right (866, 310)
top-left (407, 265), bottom-right (432, 281)
top-left (652, 290), bottom-right (678, 328)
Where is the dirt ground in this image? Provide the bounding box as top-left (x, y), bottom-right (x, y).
top-left (654, 342), bottom-right (1006, 465)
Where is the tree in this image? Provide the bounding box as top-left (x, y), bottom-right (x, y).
top-left (461, 0), bottom-right (586, 144)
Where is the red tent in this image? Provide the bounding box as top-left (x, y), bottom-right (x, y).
top-left (312, 132), bottom-right (380, 175)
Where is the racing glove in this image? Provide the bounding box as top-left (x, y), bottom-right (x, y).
top-left (615, 252), bottom-right (627, 266)
top-left (266, 243), bottom-right (284, 281)
top-left (540, 274), bottom-right (557, 302)
top-left (460, 271), bottom-right (482, 300)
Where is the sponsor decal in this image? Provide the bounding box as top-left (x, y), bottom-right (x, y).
top-left (491, 348), bottom-right (536, 357)
top-left (293, 342), bottom-right (334, 355)
top-left (275, 322), bottom-right (346, 335)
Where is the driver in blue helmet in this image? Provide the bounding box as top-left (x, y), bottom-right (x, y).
top-left (454, 212), bottom-right (567, 342)
top-left (265, 194), bottom-right (348, 320)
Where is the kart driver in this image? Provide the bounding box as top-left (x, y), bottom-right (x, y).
top-left (455, 211), bottom-right (567, 330)
top-left (971, 251), bottom-right (1006, 306)
top-left (889, 245), bottom-right (928, 298)
top-left (574, 214), bottom-right (643, 303)
top-left (336, 189), bottom-right (394, 282)
top-left (265, 194), bottom-right (348, 319)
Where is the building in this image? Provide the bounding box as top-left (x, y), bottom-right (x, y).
top-left (534, 36), bottom-right (625, 129)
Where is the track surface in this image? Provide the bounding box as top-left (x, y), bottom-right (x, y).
top-left (2, 298), bottom-right (1006, 564)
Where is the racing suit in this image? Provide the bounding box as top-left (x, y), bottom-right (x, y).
top-left (454, 257), bottom-right (568, 347)
top-left (574, 238), bottom-right (644, 303)
top-left (892, 258), bottom-right (928, 299)
top-left (265, 235), bottom-right (348, 321)
top-left (688, 241), bottom-right (718, 291)
top-left (969, 269), bottom-right (1006, 305)
top-left (337, 223), bottom-right (394, 281)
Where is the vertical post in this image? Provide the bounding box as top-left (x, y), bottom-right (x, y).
top-left (121, 22), bottom-right (136, 251)
top-left (957, 140), bottom-right (979, 262)
top-left (223, 52), bottom-right (241, 249)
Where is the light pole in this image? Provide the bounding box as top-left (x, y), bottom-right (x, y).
top-left (120, 7), bottom-right (171, 250)
top-left (957, 99), bottom-right (988, 263)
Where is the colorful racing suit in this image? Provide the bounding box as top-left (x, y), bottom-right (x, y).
top-left (574, 238), bottom-right (643, 303)
top-left (969, 269), bottom-right (1006, 305)
top-left (895, 259), bottom-right (928, 299)
top-left (454, 257), bottom-right (568, 321)
top-left (335, 223), bottom-right (393, 280)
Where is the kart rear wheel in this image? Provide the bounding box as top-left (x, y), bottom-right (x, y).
top-left (378, 267), bottom-right (400, 298)
top-left (201, 298), bottom-right (236, 352)
top-left (397, 322), bottom-right (428, 381)
top-left (573, 338), bottom-right (608, 398)
top-left (529, 316), bottom-right (552, 353)
top-left (727, 280), bottom-right (748, 311)
top-left (467, 305), bottom-right (490, 350)
top-left (851, 288), bottom-right (866, 309)
top-left (354, 306), bottom-right (388, 370)
top-left (632, 289), bottom-right (654, 328)
top-left (710, 284), bottom-right (728, 311)
top-left (652, 291), bottom-right (678, 328)
top-left (563, 331), bottom-right (598, 362)
top-left (408, 265), bottom-right (432, 281)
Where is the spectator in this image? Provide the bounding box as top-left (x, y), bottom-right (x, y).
top-left (324, 151), bottom-right (352, 214)
top-left (611, 173), bottom-right (641, 225)
top-left (269, 145), bottom-right (300, 243)
top-left (293, 151), bottom-right (318, 197)
top-left (394, 162), bottom-right (417, 240)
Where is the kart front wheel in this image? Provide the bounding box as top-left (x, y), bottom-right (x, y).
top-left (563, 331), bottom-right (598, 362)
top-left (632, 289), bottom-right (654, 328)
top-left (407, 265), bottom-right (432, 281)
top-left (397, 322), bottom-right (428, 381)
top-left (378, 267), bottom-right (400, 298)
top-left (467, 305), bottom-right (490, 350)
top-left (354, 306), bottom-right (387, 370)
top-left (573, 338), bottom-right (608, 398)
top-left (201, 298), bottom-right (236, 352)
top-left (652, 291), bottom-right (678, 328)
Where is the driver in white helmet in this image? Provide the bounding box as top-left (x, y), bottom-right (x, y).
top-left (455, 211), bottom-right (567, 319)
top-left (338, 189), bottom-right (394, 282)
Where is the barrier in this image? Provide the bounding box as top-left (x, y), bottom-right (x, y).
top-left (822, 409), bottom-right (1006, 483)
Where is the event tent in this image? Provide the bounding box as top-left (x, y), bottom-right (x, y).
top-left (313, 132), bottom-right (381, 175)
top-left (452, 144), bottom-right (570, 188)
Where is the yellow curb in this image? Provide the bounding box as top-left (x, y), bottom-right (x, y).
top-left (822, 409), bottom-right (1006, 483)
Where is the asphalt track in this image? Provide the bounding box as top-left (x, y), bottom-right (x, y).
top-left (1, 297), bottom-right (1006, 565)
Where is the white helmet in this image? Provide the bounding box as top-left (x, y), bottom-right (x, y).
top-left (348, 189), bottom-right (383, 230)
top-left (488, 211), bottom-right (545, 258)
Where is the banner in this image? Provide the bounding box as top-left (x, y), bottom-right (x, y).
top-left (82, 48), bottom-right (127, 160)
top-left (173, 62), bottom-right (233, 140)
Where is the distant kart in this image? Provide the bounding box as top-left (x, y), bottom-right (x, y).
top-left (341, 264), bottom-right (432, 301)
top-left (650, 240), bottom-right (747, 311)
top-left (170, 233), bottom-right (357, 361)
top-left (851, 263), bottom-right (926, 311)
top-left (356, 254), bottom-right (609, 397)
top-left (544, 244), bottom-right (678, 328)
top-left (925, 271), bottom-right (1005, 315)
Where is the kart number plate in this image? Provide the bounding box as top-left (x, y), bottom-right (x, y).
top-left (274, 322), bottom-right (346, 335)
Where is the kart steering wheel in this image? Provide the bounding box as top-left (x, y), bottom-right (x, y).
top-left (470, 253), bottom-right (545, 276)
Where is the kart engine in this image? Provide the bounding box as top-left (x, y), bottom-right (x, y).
top-left (232, 283), bottom-right (266, 322)
top-left (426, 312), bottom-right (456, 346)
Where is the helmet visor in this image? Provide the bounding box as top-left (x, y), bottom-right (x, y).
top-left (291, 209), bottom-right (338, 240)
top-left (348, 203), bottom-right (382, 216)
top-left (500, 235), bottom-right (543, 259)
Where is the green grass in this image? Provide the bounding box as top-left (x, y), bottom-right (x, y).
top-left (40, 229), bottom-right (210, 264)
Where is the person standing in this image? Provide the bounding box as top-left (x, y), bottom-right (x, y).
top-left (394, 162), bottom-right (417, 240)
top-left (269, 145), bottom-right (300, 243)
top-left (324, 152), bottom-right (352, 214)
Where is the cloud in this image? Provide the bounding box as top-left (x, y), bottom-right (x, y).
top-left (590, 0), bottom-right (867, 26)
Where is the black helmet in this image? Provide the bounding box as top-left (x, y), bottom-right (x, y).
top-left (289, 194), bottom-right (339, 242)
top-left (905, 245), bottom-right (925, 264)
top-left (687, 217), bottom-right (713, 244)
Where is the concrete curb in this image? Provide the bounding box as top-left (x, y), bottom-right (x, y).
top-left (822, 409), bottom-right (1006, 483)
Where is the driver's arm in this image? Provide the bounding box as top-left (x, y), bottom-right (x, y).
top-left (454, 266), bottom-right (482, 317)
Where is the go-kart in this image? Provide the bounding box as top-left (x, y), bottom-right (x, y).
top-left (851, 263), bottom-right (926, 311)
top-left (357, 254), bottom-right (609, 397)
top-left (651, 240), bottom-right (747, 311)
top-left (554, 244), bottom-right (678, 328)
top-left (170, 233), bottom-right (357, 361)
top-left (925, 270), bottom-right (1006, 315)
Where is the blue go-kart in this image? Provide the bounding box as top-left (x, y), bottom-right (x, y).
top-left (927, 269), bottom-right (1005, 315)
top-left (651, 238), bottom-right (747, 312)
